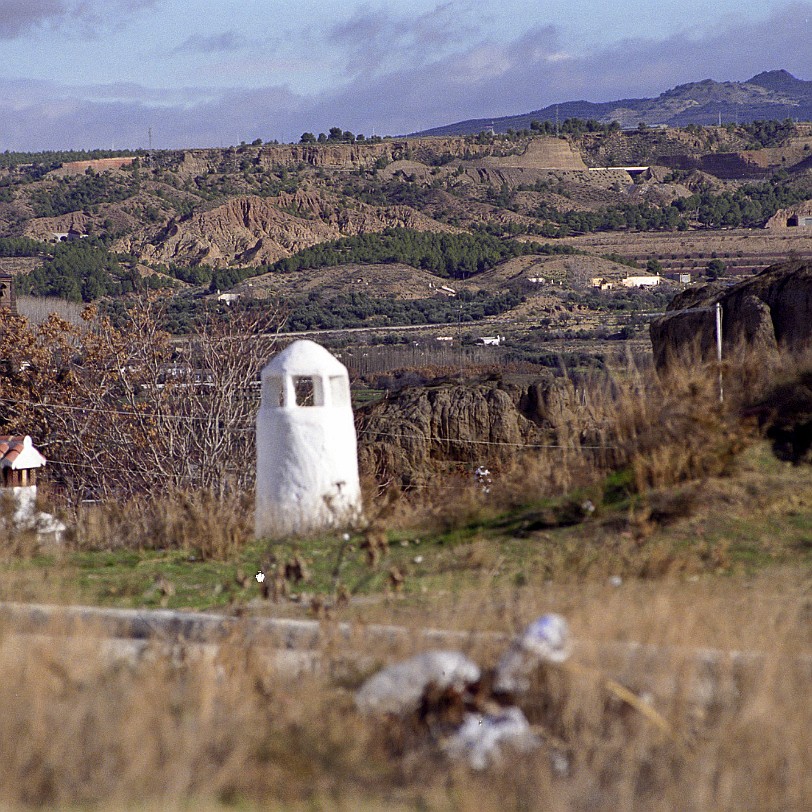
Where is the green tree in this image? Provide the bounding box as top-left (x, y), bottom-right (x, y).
top-left (706, 258), bottom-right (726, 279)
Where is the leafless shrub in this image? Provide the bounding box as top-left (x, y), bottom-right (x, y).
top-left (0, 296), bottom-right (284, 502)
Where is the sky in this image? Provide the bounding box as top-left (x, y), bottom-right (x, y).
top-left (0, 0), bottom-right (810, 151)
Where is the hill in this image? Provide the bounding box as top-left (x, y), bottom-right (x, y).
top-left (1, 116), bottom-right (812, 336)
top-left (414, 70), bottom-right (812, 136)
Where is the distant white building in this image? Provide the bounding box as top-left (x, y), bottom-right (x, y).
top-left (621, 275), bottom-right (661, 288)
top-left (591, 277), bottom-right (615, 290)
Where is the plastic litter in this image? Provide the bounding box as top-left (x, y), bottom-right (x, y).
top-left (494, 613), bottom-right (571, 693)
top-left (442, 706), bottom-right (540, 770)
top-left (355, 614), bottom-right (573, 768)
top-left (355, 650), bottom-right (481, 715)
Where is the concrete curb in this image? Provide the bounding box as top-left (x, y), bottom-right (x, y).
top-left (2, 602), bottom-right (809, 702)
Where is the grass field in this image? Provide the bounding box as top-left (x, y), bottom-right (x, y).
top-left (0, 351), bottom-right (811, 810)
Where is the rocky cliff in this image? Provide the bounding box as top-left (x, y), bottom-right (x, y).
top-left (119, 192), bottom-right (454, 268)
top-left (649, 260), bottom-right (812, 369)
top-left (355, 374), bottom-right (597, 486)
top-left (174, 138), bottom-right (529, 176)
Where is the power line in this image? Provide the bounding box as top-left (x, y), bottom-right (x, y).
top-left (2, 398), bottom-right (620, 450)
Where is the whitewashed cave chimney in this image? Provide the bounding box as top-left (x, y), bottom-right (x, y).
top-left (255, 340), bottom-right (362, 538)
top-left (0, 435), bottom-right (65, 544)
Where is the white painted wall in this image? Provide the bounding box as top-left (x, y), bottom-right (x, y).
top-left (255, 340), bottom-right (362, 538)
top-left (0, 486), bottom-right (66, 544)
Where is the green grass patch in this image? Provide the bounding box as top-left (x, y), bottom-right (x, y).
top-left (2, 446), bottom-right (812, 610)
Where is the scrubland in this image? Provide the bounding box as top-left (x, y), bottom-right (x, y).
top-left (0, 347), bottom-right (811, 810)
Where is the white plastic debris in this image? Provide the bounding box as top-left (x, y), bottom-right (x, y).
top-left (355, 650), bottom-right (481, 715)
top-left (442, 707), bottom-right (540, 770)
top-left (494, 613), bottom-right (571, 694)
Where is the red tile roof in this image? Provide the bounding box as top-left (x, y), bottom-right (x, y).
top-left (0, 435), bottom-right (46, 469)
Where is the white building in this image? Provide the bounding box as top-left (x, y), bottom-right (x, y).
top-left (255, 340), bottom-right (362, 538)
top-left (0, 435), bottom-right (66, 544)
top-left (621, 275), bottom-right (661, 288)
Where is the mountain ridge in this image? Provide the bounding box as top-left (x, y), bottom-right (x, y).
top-left (413, 71), bottom-right (812, 137)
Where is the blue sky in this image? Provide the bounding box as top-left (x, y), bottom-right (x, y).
top-left (0, 0), bottom-right (810, 150)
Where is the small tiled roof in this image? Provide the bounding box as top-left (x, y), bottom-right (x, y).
top-left (0, 435), bottom-right (47, 470)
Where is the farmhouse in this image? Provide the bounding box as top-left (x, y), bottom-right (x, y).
top-left (621, 275), bottom-right (661, 288)
top-left (591, 277), bottom-right (615, 290)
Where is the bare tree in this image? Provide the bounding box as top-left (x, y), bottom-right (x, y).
top-left (0, 297), bottom-right (284, 501)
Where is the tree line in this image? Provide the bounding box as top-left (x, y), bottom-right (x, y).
top-left (277, 288), bottom-right (526, 331)
top-left (262, 228), bottom-right (577, 279)
top-left (16, 239), bottom-right (146, 302)
top-left (30, 170), bottom-right (141, 218)
top-left (502, 174), bottom-right (810, 234)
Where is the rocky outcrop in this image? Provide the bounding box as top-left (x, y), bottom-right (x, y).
top-left (766, 200), bottom-right (812, 229)
top-left (174, 138), bottom-right (535, 177)
top-left (356, 375), bottom-right (594, 486)
top-left (124, 193), bottom-right (455, 268)
top-left (649, 260), bottom-right (812, 370)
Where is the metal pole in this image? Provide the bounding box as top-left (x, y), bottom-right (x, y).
top-left (715, 302), bottom-right (723, 403)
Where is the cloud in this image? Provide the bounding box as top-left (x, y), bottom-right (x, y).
top-left (0, 0), bottom-right (156, 39)
top-left (0, 79), bottom-right (303, 150)
top-left (326, 2), bottom-right (480, 75)
top-left (174, 30), bottom-right (251, 55)
top-left (314, 2), bottom-right (812, 134)
top-left (0, 0), bottom-right (68, 38)
top-left (1, 2), bottom-right (810, 150)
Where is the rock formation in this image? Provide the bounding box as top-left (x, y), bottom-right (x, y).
top-left (649, 260), bottom-right (812, 370)
top-left (123, 193), bottom-right (454, 268)
top-left (355, 373), bottom-right (595, 486)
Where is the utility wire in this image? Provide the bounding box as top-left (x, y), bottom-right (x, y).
top-left (2, 394), bottom-right (620, 450)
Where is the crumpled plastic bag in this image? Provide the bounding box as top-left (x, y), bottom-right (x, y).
top-left (494, 613), bottom-right (571, 693)
top-left (442, 706), bottom-right (541, 770)
top-left (355, 650), bottom-right (481, 715)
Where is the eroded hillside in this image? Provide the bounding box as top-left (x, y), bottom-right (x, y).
top-left (1, 124), bottom-right (812, 329)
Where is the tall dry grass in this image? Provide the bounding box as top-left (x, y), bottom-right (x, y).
top-left (72, 489), bottom-right (253, 560)
top-left (0, 573), bottom-right (808, 810)
top-left (389, 353), bottom-right (753, 534)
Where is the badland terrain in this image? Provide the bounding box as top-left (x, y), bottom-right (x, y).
top-left (0, 77), bottom-right (811, 812)
top-left (1, 109), bottom-right (812, 355)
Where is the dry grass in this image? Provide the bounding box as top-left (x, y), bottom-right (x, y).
top-left (0, 573), bottom-right (808, 811)
top-left (73, 489), bottom-right (253, 561)
top-left (1, 347), bottom-right (810, 808)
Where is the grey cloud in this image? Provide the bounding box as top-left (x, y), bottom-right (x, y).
top-left (0, 0), bottom-right (156, 39)
top-left (0, 80), bottom-right (303, 151)
top-left (174, 30), bottom-right (251, 54)
top-left (0, 0), bottom-right (68, 38)
top-left (315, 3), bottom-right (812, 134)
top-left (1, 3), bottom-right (810, 150)
top-left (327, 2), bottom-right (479, 75)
